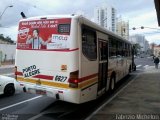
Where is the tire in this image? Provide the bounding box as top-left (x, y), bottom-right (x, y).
top-left (133, 64), bottom-right (136, 71)
top-left (132, 63), bottom-right (136, 71)
top-left (4, 84), bottom-right (15, 96)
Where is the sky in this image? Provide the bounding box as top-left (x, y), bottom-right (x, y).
top-left (0, 0), bottom-right (159, 44)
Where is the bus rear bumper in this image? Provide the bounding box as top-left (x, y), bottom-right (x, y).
top-left (23, 84), bottom-right (81, 104)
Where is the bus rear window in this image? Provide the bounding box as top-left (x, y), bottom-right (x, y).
top-left (58, 24), bottom-right (70, 33)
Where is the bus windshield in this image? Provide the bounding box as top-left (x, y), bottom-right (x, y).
top-left (17, 18), bottom-right (71, 50)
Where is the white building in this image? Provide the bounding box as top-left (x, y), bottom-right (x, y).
top-left (0, 44), bottom-right (16, 62)
top-left (116, 18), bottom-right (129, 40)
top-left (94, 4), bottom-right (117, 33)
top-left (153, 45), bottom-right (160, 57)
top-left (129, 34), bottom-right (150, 53)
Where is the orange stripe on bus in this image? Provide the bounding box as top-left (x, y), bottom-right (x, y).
top-left (17, 76), bottom-right (98, 89)
top-left (79, 77), bottom-right (98, 89)
top-left (17, 77), bottom-right (69, 89)
top-left (17, 77), bottom-right (37, 84)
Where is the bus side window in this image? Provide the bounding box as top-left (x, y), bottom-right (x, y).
top-left (109, 37), bottom-right (116, 59)
top-left (82, 27), bottom-right (97, 60)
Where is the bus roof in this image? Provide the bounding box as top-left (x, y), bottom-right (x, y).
top-left (19, 14), bottom-right (131, 44)
top-left (79, 16), bottom-right (131, 44)
top-left (19, 14), bottom-right (79, 21)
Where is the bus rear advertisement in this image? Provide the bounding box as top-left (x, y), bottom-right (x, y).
top-left (17, 18), bottom-right (71, 50)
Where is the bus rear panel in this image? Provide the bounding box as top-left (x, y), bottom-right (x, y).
top-left (15, 16), bottom-right (85, 104)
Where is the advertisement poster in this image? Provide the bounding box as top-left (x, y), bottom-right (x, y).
top-left (17, 18), bottom-right (71, 50)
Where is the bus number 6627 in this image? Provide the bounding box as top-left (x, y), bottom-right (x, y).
top-left (55, 75), bottom-right (67, 82)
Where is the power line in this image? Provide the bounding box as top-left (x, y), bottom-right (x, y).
top-left (14, 0), bottom-right (50, 14)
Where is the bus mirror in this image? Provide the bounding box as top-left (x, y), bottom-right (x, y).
top-left (21, 12), bottom-right (27, 19)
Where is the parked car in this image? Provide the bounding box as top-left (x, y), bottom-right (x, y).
top-left (0, 75), bottom-right (24, 96)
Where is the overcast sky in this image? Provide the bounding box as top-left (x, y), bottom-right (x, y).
top-left (0, 0), bottom-right (159, 44)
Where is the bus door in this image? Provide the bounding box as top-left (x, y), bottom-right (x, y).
top-left (97, 40), bottom-right (108, 96)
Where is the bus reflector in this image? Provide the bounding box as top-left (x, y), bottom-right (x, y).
top-left (58, 91), bottom-right (63, 93)
top-left (68, 71), bottom-right (79, 88)
top-left (20, 83), bottom-right (24, 86)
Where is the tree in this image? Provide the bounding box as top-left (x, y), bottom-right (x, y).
top-left (0, 34), bottom-right (4, 40)
top-left (133, 43), bottom-right (141, 55)
top-left (5, 36), bottom-right (12, 41)
top-left (0, 35), bottom-right (14, 44)
top-left (5, 36), bottom-right (14, 43)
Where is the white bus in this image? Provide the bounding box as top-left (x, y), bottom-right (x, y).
top-left (15, 15), bottom-right (134, 104)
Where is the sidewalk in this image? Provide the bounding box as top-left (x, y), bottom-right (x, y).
top-left (89, 67), bottom-right (160, 120)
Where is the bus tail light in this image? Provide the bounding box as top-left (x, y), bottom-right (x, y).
top-left (68, 71), bottom-right (79, 88)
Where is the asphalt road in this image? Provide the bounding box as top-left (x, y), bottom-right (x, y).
top-left (0, 67), bottom-right (14, 76)
top-left (0, 57), bottom-right (153, 120)
top-left (0, 75), bottom-right (136, 120)
top-left (134, 56), bottom-right (155, 70)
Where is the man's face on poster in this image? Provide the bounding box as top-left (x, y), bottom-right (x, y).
top-left (33, 30), bottom-right (38, 38)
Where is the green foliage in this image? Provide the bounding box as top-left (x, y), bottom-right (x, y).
top-left (0, 34), bottom-right (4, 40)
top-left (0, 34), bottom-right (14, 43)
top-left (133, 43), bottom-right (141, 55)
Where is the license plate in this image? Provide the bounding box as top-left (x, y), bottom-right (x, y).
top-left (36, 89), bottom-right (46, 95)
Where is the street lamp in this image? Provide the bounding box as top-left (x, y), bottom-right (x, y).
top-left (130, 26), bottom-right (160, 35)
top-left (131, 26), bottom-right (160, 31)
top-left (0, 5), bottom-right (13, 20)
